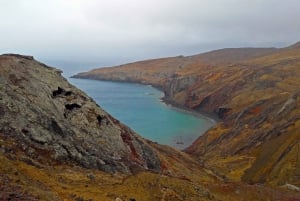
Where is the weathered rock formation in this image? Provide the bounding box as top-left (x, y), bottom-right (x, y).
top-left (0, 54), bottom-right (160, 173)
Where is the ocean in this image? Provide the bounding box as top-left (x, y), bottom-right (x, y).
top-left (69, 78), bottom-right (214, 149)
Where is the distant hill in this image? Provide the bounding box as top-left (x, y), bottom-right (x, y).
top-left (74, 42), bottom-right (300, 188)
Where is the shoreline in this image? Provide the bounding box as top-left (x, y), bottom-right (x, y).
top-left (71, 76), bottom-right (221, 124)
top-left (160, 94), bottom-right (220, 125)
top-left (140, 81), bottom-right (221, 125)
top-left (70, 76), bottom-right (220, 148)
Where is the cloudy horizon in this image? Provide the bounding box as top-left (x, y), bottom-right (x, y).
top-left (1, 0), bottom-right (300, 74)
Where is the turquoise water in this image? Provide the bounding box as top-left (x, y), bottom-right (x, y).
top-left (69, 78), bottom-right (214, 149)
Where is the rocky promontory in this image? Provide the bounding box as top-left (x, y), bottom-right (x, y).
top-left (0, 54), bottom-right (162, 173)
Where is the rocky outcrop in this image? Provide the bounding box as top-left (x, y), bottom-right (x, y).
top-left (0, 54), bottom-right (161, 173)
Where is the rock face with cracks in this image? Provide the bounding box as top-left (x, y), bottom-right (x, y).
top-left (0, 54), bottom-right (160, 173)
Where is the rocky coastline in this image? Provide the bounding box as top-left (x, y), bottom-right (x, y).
top-left (2, 48), bottom-right (300, 200)
top-left (72, 42), bottom-right (300, 188)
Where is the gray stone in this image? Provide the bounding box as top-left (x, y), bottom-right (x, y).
top-left (0, 54), bottom-right (161, 173)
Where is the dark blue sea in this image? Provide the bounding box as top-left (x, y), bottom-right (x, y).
top-left (69, 78), bottom-right (214, 149)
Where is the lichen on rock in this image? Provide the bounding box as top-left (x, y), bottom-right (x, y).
top-left (0, 54), bottom-right (161, 173)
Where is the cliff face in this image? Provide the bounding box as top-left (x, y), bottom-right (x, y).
top-left (0, 54), bottom-right (160, 173)
top-left (186, 47), bottom-right (300, 186)
top-left (73, 43), bottom-right (300, 187)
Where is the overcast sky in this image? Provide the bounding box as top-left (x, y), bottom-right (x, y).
top-left (1, 0), bottom-right (299, 73)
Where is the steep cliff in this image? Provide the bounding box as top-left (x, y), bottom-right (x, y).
top-left (186, 46), bottom-right (300, 186)
top-left (0, 54), bottom-right (163, 174)
top-left (73, 42), bottom-right (300, 188)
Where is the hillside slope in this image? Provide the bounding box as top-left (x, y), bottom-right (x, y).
top-left (73, 43), bottom-right (300, 188)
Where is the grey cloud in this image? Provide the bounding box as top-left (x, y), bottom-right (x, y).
top-left (0, 0), bottom-right (299, 70)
